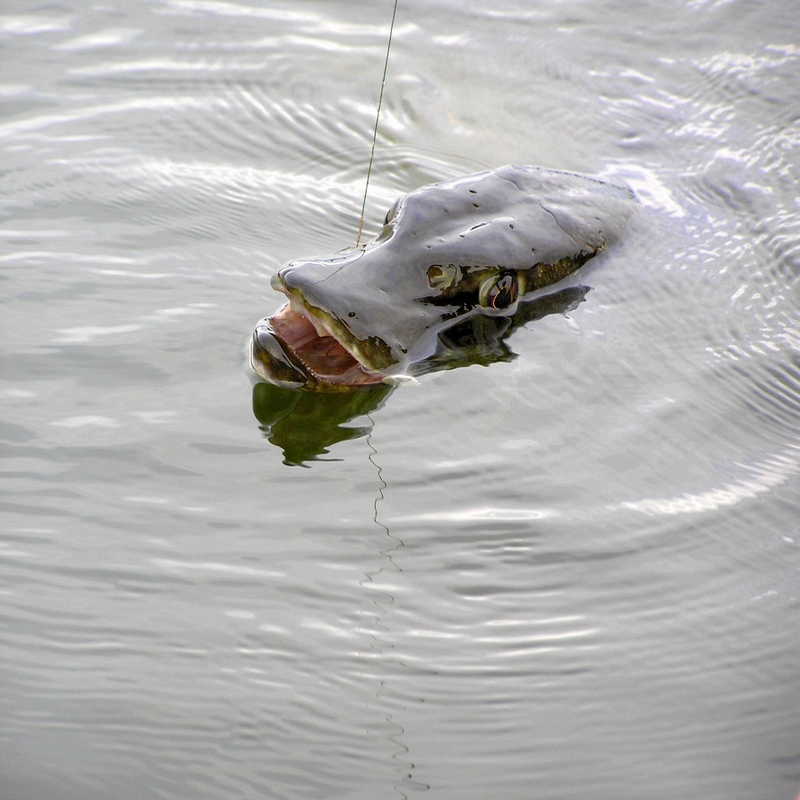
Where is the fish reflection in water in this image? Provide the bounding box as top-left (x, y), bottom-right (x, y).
top-left (253, 285), bottom-right (588, 464)
top-left (252, 382), bottom-right (392, 466)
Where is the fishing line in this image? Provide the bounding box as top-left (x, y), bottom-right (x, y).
top-left (356, 0), bottom-right (400, 247)
top-left (366, 419), bottom-right (391, 539)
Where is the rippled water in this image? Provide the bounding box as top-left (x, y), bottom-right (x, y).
top-left (2, 1), bottom-right (800, 798)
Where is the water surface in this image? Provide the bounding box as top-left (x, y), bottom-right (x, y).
top-left (2, 1), bottom-right (799, 798)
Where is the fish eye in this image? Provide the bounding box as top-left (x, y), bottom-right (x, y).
top-left (479, 272), bottom-right (518, 311)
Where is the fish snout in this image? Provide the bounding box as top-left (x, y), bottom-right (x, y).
top-left (272, 262), bottom-right (318, 297)
top-left (274, 250), bottom-right (365, 297)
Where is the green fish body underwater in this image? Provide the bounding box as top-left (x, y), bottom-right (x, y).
top-left (251, 165), bottom-right (637, 391)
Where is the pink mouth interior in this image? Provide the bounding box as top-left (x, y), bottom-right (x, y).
top-left (268, 304), bottom-right (384, 386)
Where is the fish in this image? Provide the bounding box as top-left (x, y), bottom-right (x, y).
top-left (251, 164), bottom-right (637, 390)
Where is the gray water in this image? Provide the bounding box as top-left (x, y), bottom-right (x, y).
top-left (2, 1), bottom-right (799, 798)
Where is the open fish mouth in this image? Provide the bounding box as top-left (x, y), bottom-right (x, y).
top-left (250, 302), bottom-right (386, 390)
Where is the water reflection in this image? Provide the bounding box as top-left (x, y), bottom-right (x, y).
top-left (252, 381), bottom-right (392, 465)
top-left (253, 285), bottom-right (588, 464)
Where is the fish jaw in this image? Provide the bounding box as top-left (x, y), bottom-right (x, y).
top-left (250, 303), bottom-right (389, 391)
